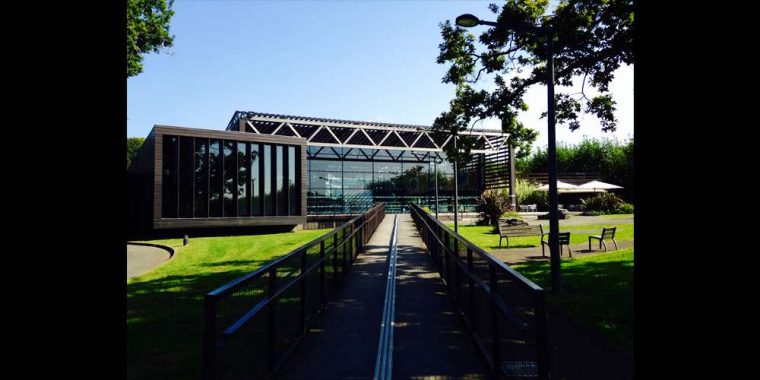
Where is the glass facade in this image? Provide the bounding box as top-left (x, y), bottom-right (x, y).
top-left (306, 147), bottom-right (482, 214)
top-left (161, 135), bottom-right (301, 219)
top-left (160, 131), bottom-right (487, 219)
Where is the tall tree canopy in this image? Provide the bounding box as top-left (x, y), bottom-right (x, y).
top-left (127, 0), bottom-right (175, 77)
top-left (127, 137), bottom-right (146, 169)
top-left (432, 0), bottom-right (633, 163)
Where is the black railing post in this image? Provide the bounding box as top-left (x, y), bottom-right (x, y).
top-left (300, 249), bottom-right (307, 337)
top-left (452, 241), bottom-right (460, 305)
top-left (467, 247), bottom-right (475, 330)
top-left (489, 264), bottom-right (501, 378)
top-left (535, 290), bottom-right (549, 380)
top-left (333, 233), bottom-right (339, 285)
top-left (267, 267), bottom-right (278, 372)
top-left (342, 226), bottom-right (349, 273)
top-left (443, 234), bottom-right (450, 281)
top-left (202, 295), bottom-right (217, 380)
top-left (319, 240), bottom-right (325, 307)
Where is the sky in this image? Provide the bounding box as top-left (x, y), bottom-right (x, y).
top-left (127, 0), bottom-right (633, 153)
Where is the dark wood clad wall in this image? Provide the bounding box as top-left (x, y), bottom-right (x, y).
top-left (150, 125), bottom-right (308, 230)
top-left (153, 131), bottom-right (164, 222)
top-left (154, 216), bottom-right (306, 229)
top-left (127, 130), bottom-right (157, 233)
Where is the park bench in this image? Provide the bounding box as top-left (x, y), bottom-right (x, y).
top-left (542, 232), bottom-right (572, 258)
top-left (589, 227), bottom-right (618, 252)
top-left (498, 221), bottom-right (545, 248)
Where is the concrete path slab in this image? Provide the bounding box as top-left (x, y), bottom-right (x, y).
top-left (279, 215), bottom-right (394, 379)
top-left (127, 244), bottom-right (171, 280)
top-left (280, 214), bottom-right (489, 379)
top-left (392, 214), bottom-right (489, 379)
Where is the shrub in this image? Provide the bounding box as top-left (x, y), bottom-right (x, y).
top-left (421, 206), bottom-right (432, 214)
top-left (476, 189), bottom-right (512, 227)
top-left (581, 193), bottom-right (625, 215)
top-left (515, 178), bottom-right (548, 210)
top-left (615, 203), bottom-right (634, 214)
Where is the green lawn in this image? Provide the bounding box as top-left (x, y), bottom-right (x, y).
top-left (596, 213), bottom-right (634, 218)
top-left (512, 248), bottom-right (634, 352)
top-left (127, 229), bottom-right (330, 380)
top-left (447, 223), bottom-right (633, 250)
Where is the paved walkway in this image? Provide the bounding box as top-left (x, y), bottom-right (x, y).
top-left (279, 214), bottom-right (488, 379)
top-left (278, 215), bottom-right (393, 379)
top-left (392, 214), bottom-right (488, 379)
top-left (280, 212), bottom-right (632, 379)
top-left (127, 244), bottom-right (171, 280)
top-left (489, 240), bottom-right (634, 265)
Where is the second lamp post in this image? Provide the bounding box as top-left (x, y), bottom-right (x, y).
top-left (455, 13), bottom-right (561, 293)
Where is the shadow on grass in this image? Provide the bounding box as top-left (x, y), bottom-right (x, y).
top-left (513, 258), bottom-right (633, 352)
top-left (127, 258), bottom-right (275, 380)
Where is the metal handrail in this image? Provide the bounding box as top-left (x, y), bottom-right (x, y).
top-left (373, 215), bottom-right (399, 380)
top-left (409, 203), bottom-right (549, 380)
top-left (203, 203), bottom-right (385, 380)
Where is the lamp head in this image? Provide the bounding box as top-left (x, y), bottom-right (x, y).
top-left (455, 14), bottom-right (480, 28)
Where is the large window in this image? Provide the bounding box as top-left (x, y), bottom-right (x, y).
top-left (237, 142), bottom-right (249, 216)
top-left (289, 146), bottom-right (298, 215)
top-left (276, 145), bottom-right (286, 215)
top-left (160, 134), bottom-right (303, 219)
top-left (194, 138), bottom-right (209, 217)
top-left (179, 137), bottom-right (195, 218)
top-left (209, 139), bottom-right (223, 217)
top-left (223, 141), bottom-right (237, 217)
top-left (251, 144), bottom-right (261, 215)
top-left (305, 148), bottom-right (486, 215)
top-left (263, 144), bottom-right (273, 215)
top-left (162, 136), bottom-right (178, 218)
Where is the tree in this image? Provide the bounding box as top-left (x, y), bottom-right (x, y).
top-left (127, 0), bottom-right (175, 77)
top-left (127, 137), bottom-right (146, 169)
top-left (432, 0), bottom-right (633, 163)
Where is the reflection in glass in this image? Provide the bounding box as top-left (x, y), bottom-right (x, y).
top-left (251, 144), bottom-right (261, 215)
top-left (209, 139), bottom-right (222, 216)
top-left (223, 140), bottom-right (236, 217)
top-left (179, 136), bottom-right (194, 218)
top-left (289, 146), bottom-right (298, 215)
top-left (263, 145), bottom-right (272, 215)
top-left (276, 145), bottom-right (286, 215)
top-left (162, 135), bottom-right (178, 218)
top-left (237, 142), bottom-right (249, 216)
top-left (194, 138), bottom-right (208, 217)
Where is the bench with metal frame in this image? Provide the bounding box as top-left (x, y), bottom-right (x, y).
top-left (498, 221), bottom-right (545, 248)
top-left (588, 227), bottom-right (618, 252)
top-left (541, 232), bottom-right (572, 258)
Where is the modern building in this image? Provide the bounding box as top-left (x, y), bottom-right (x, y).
top-left (128, 111), bottom-right (515, 232)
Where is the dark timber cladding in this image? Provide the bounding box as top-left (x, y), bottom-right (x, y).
top-left (139, 125), bottom-right (307, 230)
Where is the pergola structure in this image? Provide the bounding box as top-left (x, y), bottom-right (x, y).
top-left (227, 111), bottom-right (516, 199)
top-left (226, 111), bottom-right (509, 155)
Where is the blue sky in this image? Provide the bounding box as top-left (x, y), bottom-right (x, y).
top-left (127, 0), bottom-right (633, 152)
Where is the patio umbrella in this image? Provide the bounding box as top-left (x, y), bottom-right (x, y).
top-left (577, 180), bottom-right (623, 193)
top-left (536, 181), bottom-right (579, 192)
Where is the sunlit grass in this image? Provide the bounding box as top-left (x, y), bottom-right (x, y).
top-left (446, 223), bottom-right (633, 250)
top-left (514, 248), bottom-right (633, 351)
top-left (127, 229), bottom-right (330, 380)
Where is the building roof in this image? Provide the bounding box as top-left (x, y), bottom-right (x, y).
top-left (226, 110), bottom-right (500, 134)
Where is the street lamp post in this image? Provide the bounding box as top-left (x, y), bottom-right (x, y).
top-left (453, 135), bottom-right (459, 233)
top-left (434, 156), bottom-right (440, 219)
top-left (456, 13), bottom-right (561, 293)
